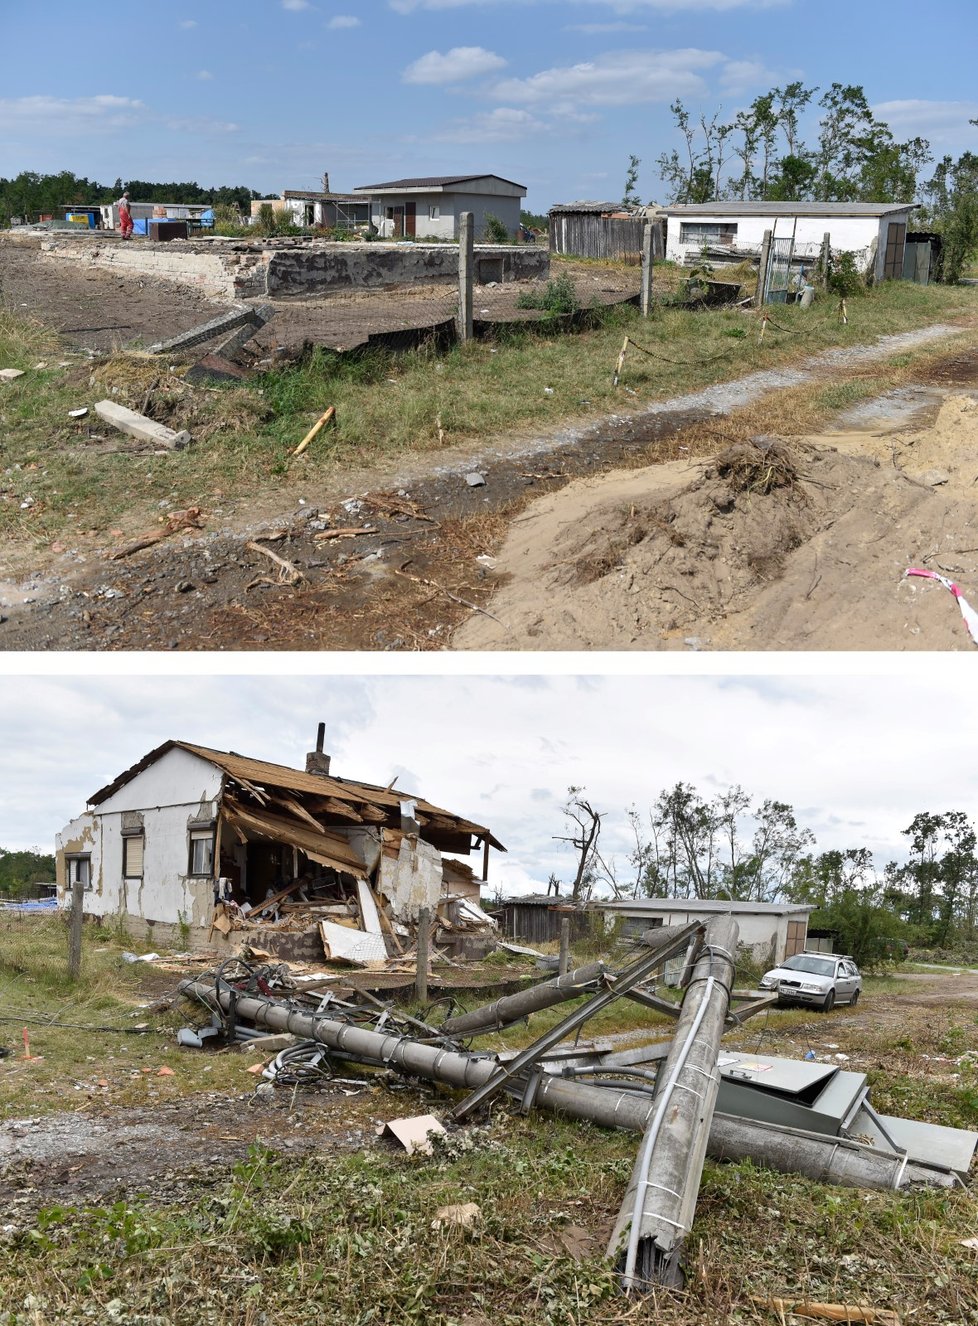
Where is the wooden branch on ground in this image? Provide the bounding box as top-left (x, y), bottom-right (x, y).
top-left (313, 526), bottom-right (378, 542)
top-left (394, 566), bottom-right (504, 625)
top-left (292, 406), bottom-right (336, 457)
top-left (750, 1296), bottom-right (900, 1325)
top-left (109, 507), bottom-right (204, 560)
top-left (245, 540), bottom-right (304, 588)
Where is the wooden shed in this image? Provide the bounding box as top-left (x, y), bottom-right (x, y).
top-left (548, 201), bottom-right (663, 264)
top-left (493, 894), bottom-right (590, 945)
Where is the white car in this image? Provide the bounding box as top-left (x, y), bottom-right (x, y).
top-left (759, 952), bottom-right (862, 1011)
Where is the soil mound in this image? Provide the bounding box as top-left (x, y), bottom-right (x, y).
top-left (455, 411), bottom-right (978, 651)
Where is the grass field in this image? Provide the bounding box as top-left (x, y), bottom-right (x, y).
top-left (1, 272), bottom-right (976, 557)
top-left (1, 917), bottom-right (976, 1324)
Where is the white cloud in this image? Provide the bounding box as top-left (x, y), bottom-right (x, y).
top-left (0, 94), bottom-right (145, 129)
top-left (178, 18), bottom-right (198, 28)
top-left (327, 14), bottom-right (361, 27)
top-left (433, 106), bottom-right (547, 142)
top-left (491, 48), bottom-right (724, 110)
top-left (282, 0), bottom-right (312, 9)
top-left (719, 59), bottom-right (778, 93)
top-left (7, 674), bottom-right (978, 897)
top-left (195, 69), bottom-right (214, 81)
top-left (403, 46), bottom-right (507, 85)
top-left (873, 99), bottom-right (978, 144)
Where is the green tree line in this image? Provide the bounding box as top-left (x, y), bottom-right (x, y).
top-left (0, 171), bottom-right (262, 227)
top-left (0, 846), bottom-right (56, 896)
top-left (634, 84), bottom-right (978, 280)
top-left (556, 784), bottom-right (978, 966)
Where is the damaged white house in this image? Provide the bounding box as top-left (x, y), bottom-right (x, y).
top-left (55, 729), bottom-right (503, 961)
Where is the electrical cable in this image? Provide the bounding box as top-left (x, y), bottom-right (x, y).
top-left (0, 1014), bottom-right (158, 1034)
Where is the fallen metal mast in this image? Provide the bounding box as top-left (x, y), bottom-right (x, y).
top-left (178, 975), bottom-right (956, 1194)
top-left (608, 913), bottom-right (737, 1291)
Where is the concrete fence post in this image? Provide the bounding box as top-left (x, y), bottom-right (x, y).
top-left (755, 229), bottom-right (773, 308)
top-left (457, 212), bottom-right (474, 342)
top-left (68, 875), bottom-right (85, 981)
top-left (558, 917), bottom-right (571, 975)
top-left (818, 231), bottom-right (831, 287)
top-left (640, 220), bottom-right (654, 317)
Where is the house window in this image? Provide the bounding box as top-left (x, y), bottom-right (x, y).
top-left (679, 222), bottom-right (738, 247)
top-left (189, 829), bottom-right (215, 878)
top-left (428, 205), bottom-right (440, 220)
top-left (122, 832), bottom-right (144, 879)
top-left (621, 915), bottom-right (662, 938)
top-left (66, 856), bottom-right (92, 892)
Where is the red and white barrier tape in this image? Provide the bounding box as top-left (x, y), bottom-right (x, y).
top-left (905, 567), bottom-right (978, 646)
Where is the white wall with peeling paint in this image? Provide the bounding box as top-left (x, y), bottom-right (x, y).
top-left (379, 836), bottom-right (443, 919)
top-left (57, 747), bottom-right (223, 927)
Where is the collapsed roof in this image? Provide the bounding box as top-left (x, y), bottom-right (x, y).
top-left (87, 739), bottom-right (505, 858)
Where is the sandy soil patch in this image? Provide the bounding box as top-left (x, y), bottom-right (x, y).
top-left (455, 390), bottom-right (978, 651)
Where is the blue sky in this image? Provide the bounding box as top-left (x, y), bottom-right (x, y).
top-left (3, 672), bottom-right (978, 895)
top-left (1, 0), bottom-right (976, 213)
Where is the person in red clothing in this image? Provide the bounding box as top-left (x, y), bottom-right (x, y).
top-left (118, 190), bottom-right (133, 239)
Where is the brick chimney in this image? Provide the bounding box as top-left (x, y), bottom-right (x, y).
top-left (305, 721), bottom-right (331, 776)
top-left (322, 171), bottom-right (330, 194)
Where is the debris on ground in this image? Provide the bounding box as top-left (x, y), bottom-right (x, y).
top-left (108, 506), bottom-right (204, 560)
top-left (94, 399), bottom-right (191, 450)
top-left (177, 927), bottom-right (977, 1298)
top-left (382, 1115), bottom-right (447, 1155)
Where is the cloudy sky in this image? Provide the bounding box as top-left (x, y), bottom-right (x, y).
top-left (3, 670), bottom-right (976, 895)
top-left (1, 0), bottom-right (975, 212)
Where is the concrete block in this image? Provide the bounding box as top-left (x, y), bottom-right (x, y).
top-left (94, 400), bottom-right (191, 450)
top-left (147, 303), bottom-right (264, 356)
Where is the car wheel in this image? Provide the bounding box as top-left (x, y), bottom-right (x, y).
top-left (849, 989), bottom-right (860, 1007)
top-left (821, 989), bottom-right (836, 1012)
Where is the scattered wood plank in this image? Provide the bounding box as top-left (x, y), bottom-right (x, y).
top-left (250, 881), bottom-right (303, 919)
top-left (94, 399), bottom-right (191, 450)
top-left (109, 507), bottom-right (204, 560)
top-left (751, 1297), bottom-right (900, 1325)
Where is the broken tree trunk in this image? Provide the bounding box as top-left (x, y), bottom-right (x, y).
top-left (440, 960), bottom-right (609, 1037)
top-left (178, 978), bottom-right (958, 1192)
top-left (608, 914), bottom-right (738, 1292)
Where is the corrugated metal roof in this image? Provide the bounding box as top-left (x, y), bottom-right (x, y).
top-left (664, 201), bottom-right (916, 218)
top-left (549, 201), bottom-right (639, 215)
top-left (283, 190), bottom-right (367, 203)
top-left (354, 174), bottom-right (525, 193)
top-left (595, 898), bottom-right (814, 915)
top-left (87, 739), bottom-right (504, 849)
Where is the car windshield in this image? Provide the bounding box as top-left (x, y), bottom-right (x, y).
top-left (780, 955), bottom-right (835, 977)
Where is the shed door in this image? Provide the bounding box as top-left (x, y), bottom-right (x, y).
top-left (405, 201), bottom-right (416, 237)
top-left (786, 919), bottom-right (807, 957)
top-left (883, 222), bottom-right (906, 279)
